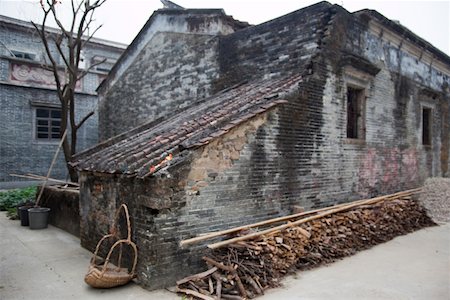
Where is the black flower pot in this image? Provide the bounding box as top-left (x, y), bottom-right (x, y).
top-left (18, 206), bottom-right (32, 226)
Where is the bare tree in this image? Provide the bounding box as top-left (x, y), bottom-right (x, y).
top-left (31, 0), bottom-right (107, 182)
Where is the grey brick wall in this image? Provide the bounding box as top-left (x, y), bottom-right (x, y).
top-left (0, 17), bottom-right (124, 186)
top-left (215, 1), bottom-right (332, 90)
top-left (99, 32), bottom-right (220, 139)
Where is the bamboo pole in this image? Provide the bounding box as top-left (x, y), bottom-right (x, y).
top-left (207, 189), bottom-right (419, 250)
top-left (9, 173), bottom-right (79, 187)
top-left (35, 130), bottom-right (68, 207)
top-left (180, 188), bottom-right (421, 247)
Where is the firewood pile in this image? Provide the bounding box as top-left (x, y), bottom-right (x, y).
top-left (176, 189), bottom-right (435, 300)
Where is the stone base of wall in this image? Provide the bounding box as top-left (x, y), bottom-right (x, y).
top-left (38, 185), bottom-right (80, 237)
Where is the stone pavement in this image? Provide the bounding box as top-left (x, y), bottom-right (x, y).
top-left (0, 212), bottom-right (177, 300)
top-left (0, 212), bottom-right (448, 300)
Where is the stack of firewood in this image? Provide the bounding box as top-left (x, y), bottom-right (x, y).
top-left (176, 190), bottom-right (435, 300)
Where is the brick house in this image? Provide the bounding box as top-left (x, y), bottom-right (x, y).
top-left (0, 15), bottom-right (125, 188)
top-left (72, 2), bottom-right (449, 289)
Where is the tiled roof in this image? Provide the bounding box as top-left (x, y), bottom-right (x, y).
top-left (72, 74), bottom-right (302, 178)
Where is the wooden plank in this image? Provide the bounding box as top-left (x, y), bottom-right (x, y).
top-left (176, 267), bottom-right (218, 286)
top-left (175, 287), bottom-right (215, 300)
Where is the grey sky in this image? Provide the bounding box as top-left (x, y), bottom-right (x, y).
top-left (1, 0), bottom-right (449, 55)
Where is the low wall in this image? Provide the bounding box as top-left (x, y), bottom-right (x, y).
top-left (38, 186), bottom-right (80, 237)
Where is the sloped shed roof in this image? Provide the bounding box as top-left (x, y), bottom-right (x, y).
top-left (72, 74), bottom-right (302, 178)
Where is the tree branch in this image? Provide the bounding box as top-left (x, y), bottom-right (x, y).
top-left (77, 57), bottom-right (106, 80)
top-left (50, 34), bottom-right (72, 71)
top-left (81, 24), bottom-right (102, 48)
top-left (75, 0), bottom-right (106, 67)
top-left (48, 0), bottom-right (70, 39)
top-left (75, 110), bottom-right (95, 130)
top-left (31, 14), bottom-right (63, 101)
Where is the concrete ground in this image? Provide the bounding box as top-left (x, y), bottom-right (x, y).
top-left (0, 213), bottom-right (448, 300)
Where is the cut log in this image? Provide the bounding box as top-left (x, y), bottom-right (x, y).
top-left (212, 272), bottom-right (222, 299)
top-left (203, 256), bottom-right (235, 272)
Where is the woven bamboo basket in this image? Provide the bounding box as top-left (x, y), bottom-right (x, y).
top-left (85, 204), bottom-right (138, 288)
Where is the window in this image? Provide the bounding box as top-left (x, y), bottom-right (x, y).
top-left (422, 107), bottom-right (432, 145)
top-left (96, 66), bottom-right (112, 73)
top-left (91, 55), bottom-right (116, 73)
top-left (35, 108), bottom-right (62, 140)
top-left (346, 87), bottom-right (365, 139)
top-left (11, 50), bottom-right (35, 61)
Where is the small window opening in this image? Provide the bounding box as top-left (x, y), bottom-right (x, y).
top-left (346, 87), bottom-right (365, 139)
top-left (422, 107), bottom-right (432, 145)
top-left (96, 66), bottom-right (112, 73)
top-left (11, 50), bottom-right (35, 61)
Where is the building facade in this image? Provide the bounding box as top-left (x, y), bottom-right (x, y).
top-left (73, 2), bottom-right (449, 289)
top-left (0, 15), bottom-right (125, 187)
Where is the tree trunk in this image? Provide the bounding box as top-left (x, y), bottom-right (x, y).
top-left (32, 0), bottom-right (106, 184)
top-left (67, 163), bottom-right (78, 183)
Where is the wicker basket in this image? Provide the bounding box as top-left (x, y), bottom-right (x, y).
top-left (84, 204), bottom-right (138, 288)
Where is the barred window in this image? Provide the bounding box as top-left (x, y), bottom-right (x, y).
top-left (35, 108), bottom-right (62, 140)
top-left (346, 87), bottom-right (365, 139)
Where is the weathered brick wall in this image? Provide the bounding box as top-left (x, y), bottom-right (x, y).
top-left (39, 186), bottom-right (80, 237)
top-left (79, 3), bottom-right (449, 291)
top-left (306, 7), bottom-right (450, 202)
top-left (99, 32), bottom-right (220, 139)
top-left (215, 1), bottom-right (332, 90)
top-left (80, 110), bottom-right (296, 289)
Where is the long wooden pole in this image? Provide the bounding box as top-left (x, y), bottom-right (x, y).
top-left (206, 189), bottom-right (419, 249)
top-left (180, 188), bottom-right (421, 247)
top-left (10, 173), bottom-right (79, 187)
top-left (35, 130), bottom-right (68, 207)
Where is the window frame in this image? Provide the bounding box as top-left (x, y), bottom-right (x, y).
top-left (346, 86), bottom-right (366, 140)
top-left (342, 66), bottom-right (372, 143)
top-left (32, 106), bottom-right (63, 142)
top-left (11, 50), bottom-right (36, 61)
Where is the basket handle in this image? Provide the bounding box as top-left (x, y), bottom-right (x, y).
top-left (111, 204), bottom-right (132, 241)
top-left (100, 239), bottom-right (138, 276)
top-left (91, 233), bottom-right (114, 267)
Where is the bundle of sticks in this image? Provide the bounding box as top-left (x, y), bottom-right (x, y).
top-left (176, 189), bottom-right (435, 300)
